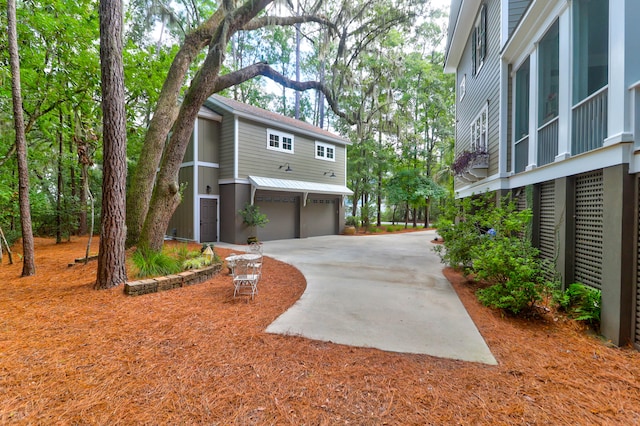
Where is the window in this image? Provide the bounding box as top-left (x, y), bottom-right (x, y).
top-left (459, 74), bottom-right (466, 101)
top-left (572, 0), bottom-right (608, 104)
top-left (515, 58), bottom-right (530, 141)
top-left (315, 141), bottom-right (335, 161)
top-left (538, 20), bottom-right (559, 125)
top-left (514, 58), bottom-right (530, 173)
top-left (471, 104), bottom-right (488, 152)
top-left (472, 4), bottom-right (487, 76)
top-left (267, 129), bottom-right (294, 153)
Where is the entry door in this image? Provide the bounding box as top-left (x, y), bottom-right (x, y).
top-left (200, 198), bottom-right (218, 242)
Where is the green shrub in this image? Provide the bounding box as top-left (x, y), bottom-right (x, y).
top-left (131, 249), bottom-right (182, 278)
top-left (554, 283), bottom-right (601, 327)
top-left (473, 237), bottom-right (550, 315)
top-left (435, 191), bottom-right (555, 316)
top-left (345, 216), bottom-right (358, 227)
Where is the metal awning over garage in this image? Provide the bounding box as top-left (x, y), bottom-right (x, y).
top-left (248, 175), bottom-right (353, 206)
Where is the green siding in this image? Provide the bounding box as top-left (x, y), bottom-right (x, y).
top-left (198, 117), bottom-right (220, 163)
top-left (219, 116), bottom-right (236, 180)
top-left (235, 118), bottom-right (346, 183)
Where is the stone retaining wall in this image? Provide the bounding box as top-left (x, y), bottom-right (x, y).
top-left (124, 263), bottom-right (223, 296)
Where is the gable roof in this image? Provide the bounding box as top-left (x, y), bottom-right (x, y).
top-left (204, 94), bottom-right (350, 146)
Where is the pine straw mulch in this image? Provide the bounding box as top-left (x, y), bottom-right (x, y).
top-left (1, 237), bottom-right (640, 424)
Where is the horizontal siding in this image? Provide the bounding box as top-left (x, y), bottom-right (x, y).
top-left (455, 0), bottom-right (501, 182)
top-left (236, 118), bottom-right (346, 184)
top-left (509, 0), bottom-right (532, 37)
top-left (218, 115), bottom-right (235, 180)
top-left (198, 118), bottom-right (220, 164)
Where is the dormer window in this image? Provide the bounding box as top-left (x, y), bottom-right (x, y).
top-left (472, 4), bottom-right (487, 76)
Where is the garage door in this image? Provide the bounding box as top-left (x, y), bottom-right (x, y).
top-left (255, 194), bottom-right (298, 241)
top-left (306, 197), bottom-right (338, 237)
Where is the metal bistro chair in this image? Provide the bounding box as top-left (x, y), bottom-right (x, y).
top-left (232, 258), bottom-right (259, 300)
top-left (247, 242), bottom-right (264, 280)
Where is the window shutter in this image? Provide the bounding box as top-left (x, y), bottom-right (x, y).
top-left (481, 4), bottom-right (487, 60)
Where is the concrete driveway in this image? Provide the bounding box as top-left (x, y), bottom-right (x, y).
top-left (226, 230), bottom-right (496, 365)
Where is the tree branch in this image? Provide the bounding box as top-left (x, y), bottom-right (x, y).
top-left (212, 62), bottom-right (356, 125)
top-left (243, 14), bottom-right (337, 34)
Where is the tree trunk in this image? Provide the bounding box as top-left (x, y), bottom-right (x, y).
top-left (8, 0), bottom-right (36, 276)
top-left (125, 9), bottom-right (226, 248)
top-left (56, 108), bottom-right (63, 244)
top-left (95, 0), bottom-right (127, 289)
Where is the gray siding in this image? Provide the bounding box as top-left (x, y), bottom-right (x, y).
top-left (235, 118), bottom-right (346, 183)
top-left (198, 117), bottom-right (220, 163)
top-left (508, 0), bottom-right (532, 37)
top-left (455, 0), bottom-right (501, 181)
top-left (167, 166), bottom-right (195, 239)
top-left (198, 166), bottom-right (220, 195)
top-left (219, 115), bottom-right (236, 180)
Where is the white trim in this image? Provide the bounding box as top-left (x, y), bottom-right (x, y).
top-left (470, 103), bottom-right (488, 152)
top-left (456, 142), bottom-right (633, 198)
top-left (198, 108), bottom-right (222, 121)
top-left (445, 0), bottom-right (483, 73)
top-left (233, 116), bottom-right (239, 179)
top-left (218, 178), bottom-right (250, 185)
top-left (500, 0), bottom-right (509, 49)
top-left (180, 161), bottom-right (195, 167)
top-left (499, 60), bottom-right (509, 174)
top-left (193, 119), bottom-right (200, 242)
top-left (502, 1), bottom-right (569, 63)
top-left (314, 141), bottom-right (336, 161)
top-left (528, 50), bottom-right (538, 170)
top-left (198, 161), bottom-right (219, 169)
top-left (266, 128), bottom-right (295, 154)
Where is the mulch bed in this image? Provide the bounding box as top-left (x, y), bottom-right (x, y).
top-left (1, 237), bottom-right (639, 424)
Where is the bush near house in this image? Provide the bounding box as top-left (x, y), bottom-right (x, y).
top-left (434, 193), bottom-right (555, 316)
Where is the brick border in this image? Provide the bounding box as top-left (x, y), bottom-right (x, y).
top-left (124, 263), bottom-right (223, 296)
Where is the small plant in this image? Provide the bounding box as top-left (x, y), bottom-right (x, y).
top-left (451, 147), bottom-right (489, 176)
top-left (345, 216), bottom-right (358, 227)
top-left (554, 283), bottom-right (601, 328)
top-left (182, 256), bottom-right (212, 270)
top-left (131, 249), bottom-right (182, 278)
top-left (238, 203), bottom-right (269, 242)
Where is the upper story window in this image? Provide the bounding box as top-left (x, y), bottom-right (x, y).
top-left (267, 129), bottom-right (294, 153)
top-left (471, 103), bottom-right (488, 152)
top-left (459, 74), bottom-right (466, 101)
top-left (515, 58), bottom-right (530, 142)
top-left (472, 4), bottom-right (487, 76)
top-left (538, 20), bottom-right (559, 125)
top-left (572, 0), bottom-right (608, 105)
top-left (315, 141), bottom-right (335, 161)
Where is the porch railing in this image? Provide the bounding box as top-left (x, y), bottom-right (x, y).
top-left (537, 117), bottom-right (558, 166)
top-left (514, 135), bottom-right (528, 173)
top-left (572, 86), bottom-right (608, 155)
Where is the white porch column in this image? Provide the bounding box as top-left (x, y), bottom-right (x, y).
top-left (605, 0), bottom-right (638, 146)
top-left (556, 10), bottom-right (571, 160)
top-left (526, 50), bottom-right (538, 171)
top-left (499, 59), bottom-right (509, 174)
